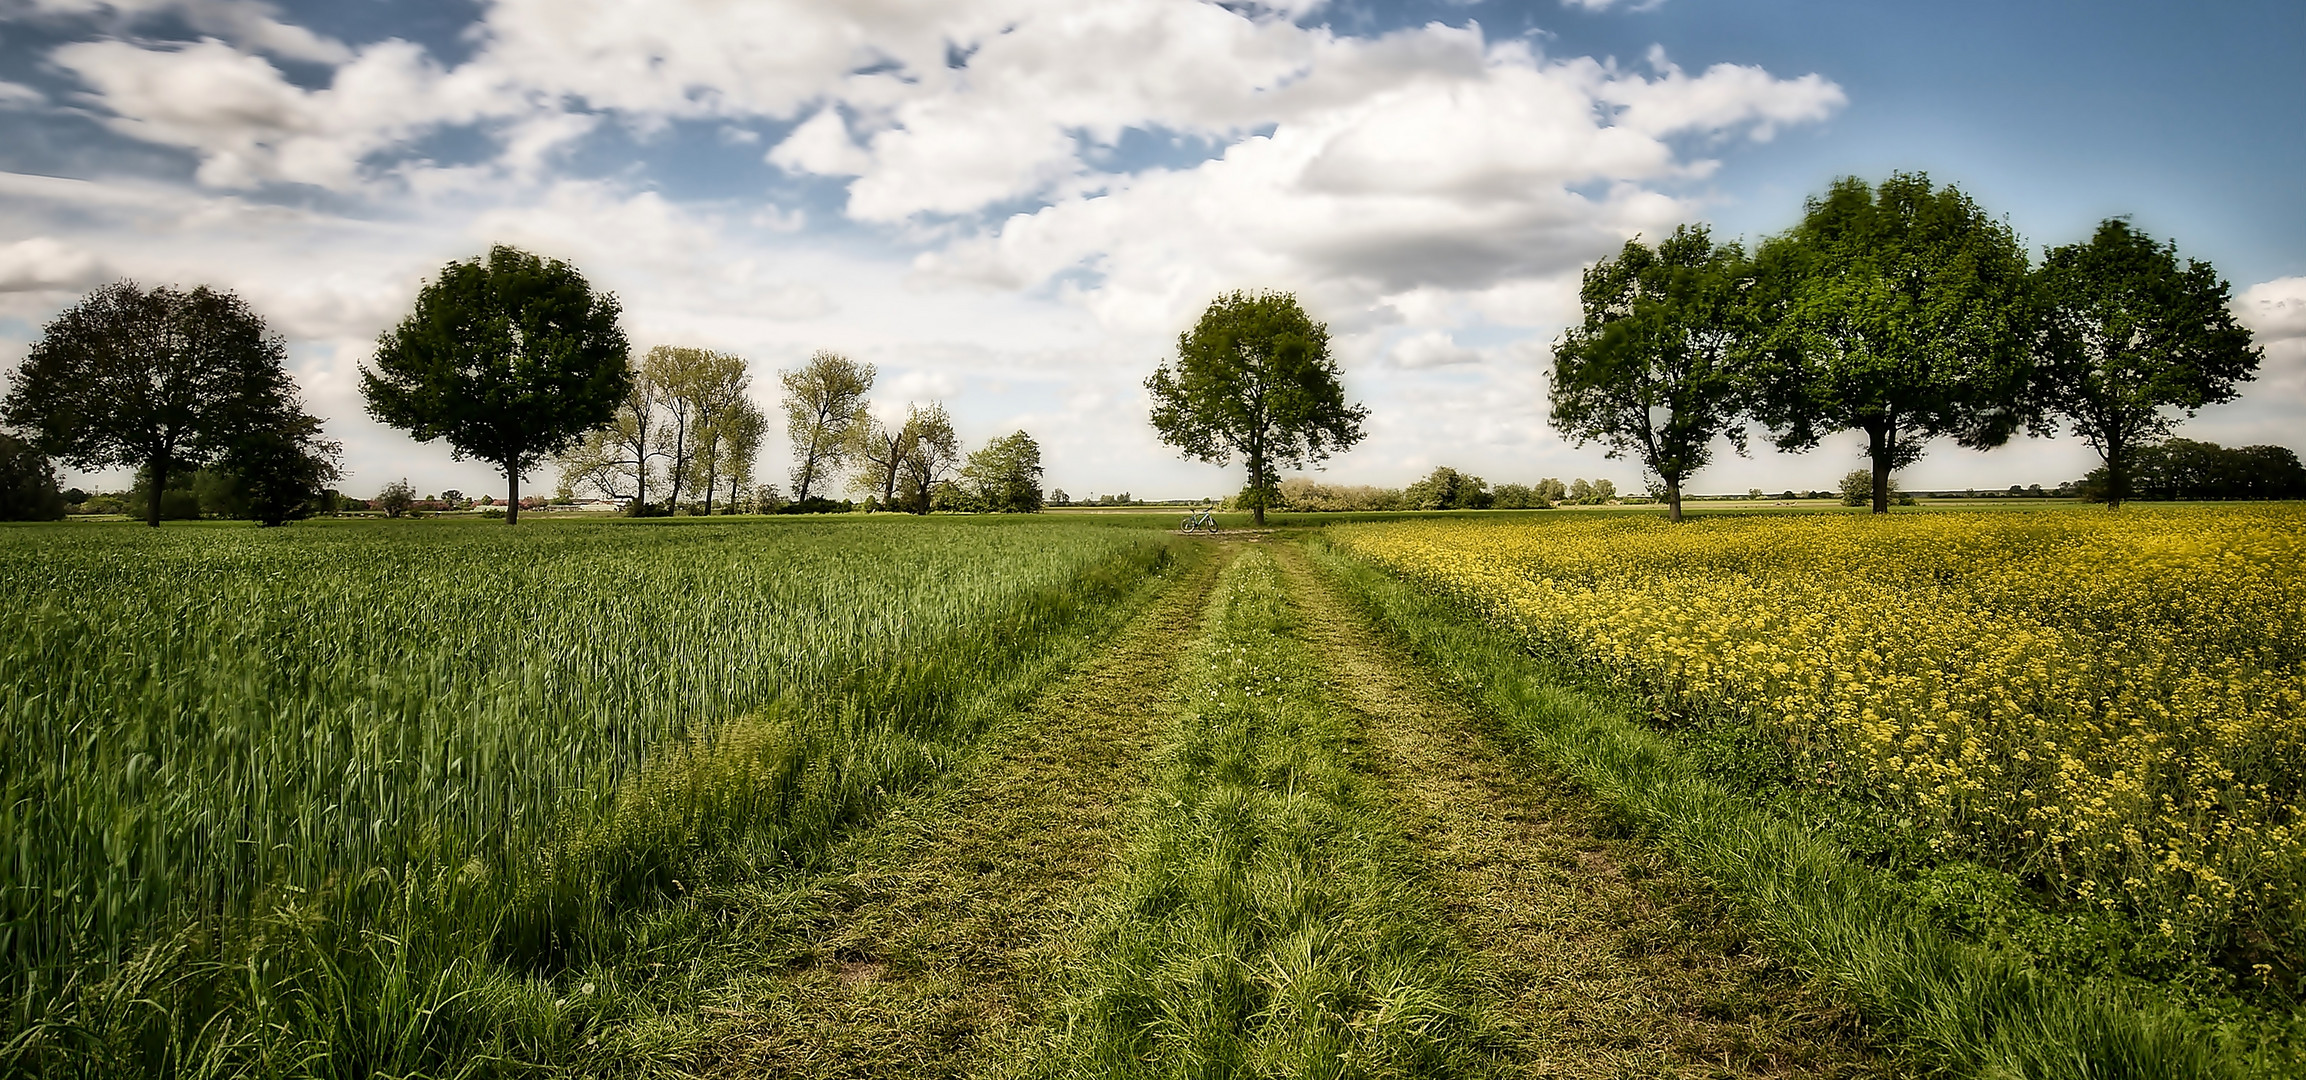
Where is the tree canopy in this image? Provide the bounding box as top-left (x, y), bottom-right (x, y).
top-left (959, 430), bottom-right (1045, 512)
top-left (2035, 218), bottom-right (2261, 507)
top-left (1548, 224), bottom-right (1752, 522)
top-left (1146, 290), bottom-right (1367, 525)
top-left (2, 281), bottom-right (335, 526)
top-left (363, 245), bottom-right (631, 524)
top-left (0, 433), bottom-right (65, 521)
top-left (1749, 173), bottom-right (2035, 512)
top-left (780, 351), bottom-right (873, 501)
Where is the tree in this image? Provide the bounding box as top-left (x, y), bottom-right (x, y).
top-left (362, 245), bottom-right (632, 525)
top-left (0, 433), bottom-right (65, 521)
top-left (1403, 466), bottom-right (1492, 510)
top-left (2035, 218), bottom-right (2262, 508)
top-left (376, 478), bottom-right (416, 518)
top-left (1146, 290), bottom-right (1368, 525)
top-left (1491, 482), bottom-right (1542, 510)
top-left (780, 351), bottom-right (873, 501)
top-left (3, 281), bottom-right (321, 526)
top-left (640, 345), bottom-right (749, 512)
top-left (225, 412), bottom-right (341, 525)
top-left (1548, 225), bottom-right (1752, 522)
top-left (1535, 477), bottom-right (1568, 505)
top-left (851, 410), bottom-right (911, 510)
top-left (556, 373), bottom-right (664, 511)
top-left (703, 396), bottom-right (765, 514)
top-left (1749, 174), bottom-right (2036, 513)
top-left (892, 402), bottom-right (960, 513)
top-left (959, 430), bottom-right (1045, 512)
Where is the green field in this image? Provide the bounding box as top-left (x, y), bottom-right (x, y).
top-left (2, 508), bottom-right (2299, 1078)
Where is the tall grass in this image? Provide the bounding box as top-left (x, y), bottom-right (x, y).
top-left (0, 516), bottom-right (1173, 1077)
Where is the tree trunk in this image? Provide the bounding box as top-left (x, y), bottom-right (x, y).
top-left (1666, 479), bottom-right (1684, 523)
top-left (2104, 429), bottom-right (2128, 510)
top-left (146, 456), bottom-right (166, 527)
top-left (506, 467), bottom-right (520, 525)
top-left (1247, 442), bottom-right (1266, 526)
top-left (1867, 422), bottom-right (1893, 514)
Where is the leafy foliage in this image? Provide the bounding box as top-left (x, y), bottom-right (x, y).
top-left (0, 433), bottom-right (64, 521)
top-left (1749, 174), bottom-right (2035, 512)
top-left (2035, 219), bottom-right (2262, 507)
top-left (779, 350), bottom-right (873, 501)
top-left (3, 281), bottom-right (333, 526)
top-left (958, 429), bottom-right (1046, 512)
top-left (1549, 225), bottom-right (1752, 521)
top-left (363, 245), bottom-right (632, 523)
top-left (1403, 465), bottom-right (1493, 510)
top-left (2079, 438), bottom-right (2306, 502)
top-left (1146, 291), bottom-right (1367, 525)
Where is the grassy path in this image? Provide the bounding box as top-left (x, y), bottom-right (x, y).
top-left (1025, 541), bottom-right (1506, 1078)
top-left (1271, 540), bottom-right (1886, 1078)
top-left (680, 543), bottom-right (1227, 1077)
top-left (668, 535), bottom-right (1891, 1078)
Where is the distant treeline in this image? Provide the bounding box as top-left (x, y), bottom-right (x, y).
top-left (2078, 438), bottom-right (2306, 502)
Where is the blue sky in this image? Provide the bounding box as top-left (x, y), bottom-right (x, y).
top-left (1, 0), bottom-right (2299, 500)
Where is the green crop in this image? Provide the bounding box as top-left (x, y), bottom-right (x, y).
top-left (0, 516), bottom-right (1172, 1077)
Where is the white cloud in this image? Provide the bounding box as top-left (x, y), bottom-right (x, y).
top-left (21, 0), bottom-right (353, 63)
top-left (768, 108), bottom-right (871, 177)
top-left (0, 237), bottom-right (112, 293)
top-left (1387, 329), bottom-right (1482, 369)
top-left (0, 81), bottom-right (45, 108)
top-left (2238, 276), bottom-right (2306, 342)
top-left (53, 37), bottom-right (522, 190)
top-left (909, 24), bottom-right (1833, 336)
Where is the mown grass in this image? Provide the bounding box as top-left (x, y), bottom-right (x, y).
top-left (1308, 533), bottom-right (2297, 1080)
top-left (1030, 544), bottom-right (1506, 1079)
top-left (0, 516), bottom-right (1178, 1078)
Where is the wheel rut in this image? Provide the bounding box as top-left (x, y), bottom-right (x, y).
top-left (1271, 539), bottom-right (1887, 1079)
top-left (696, 542), bottom-right (1233, 1078)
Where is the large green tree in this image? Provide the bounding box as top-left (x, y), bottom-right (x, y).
top-left (363, 246), bottom-right (631, 524)
top-left (892, 402), bottom-right (960, 514)
top-left (1146, 290), bottom-right (1367, 525)
top-left (1749, 174), bottom-right (2036, 513)
top-left (2035, 218), bottom-right (2261, 508)
top-left (0, 433), bottom-right (65, 521)
top-left (779, 351), bottom-right (874, 501)
top-left (1548, 224), bottom-right (1752, 522)
top-left (2, 281), bottom-right (329, 526)
top-left (959, 429), bottom-right (1045, 512)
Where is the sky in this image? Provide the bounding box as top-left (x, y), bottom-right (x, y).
top-left (0, 0), bottom-right (2300, 501)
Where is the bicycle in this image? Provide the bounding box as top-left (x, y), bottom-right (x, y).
top-left (1182, 505), bottom-right (1220, 534)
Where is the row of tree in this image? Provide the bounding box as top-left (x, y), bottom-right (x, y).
top-left (1546, 173), bottom-right (2265, 520)
top-left (771, 351), bottom-right (1046, 514)
top-left (0, 244), bottom-right (1050, 526)
top-left (1269, 469), bottom-right (1618, 512)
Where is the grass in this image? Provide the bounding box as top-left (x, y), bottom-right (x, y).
top-left (1307, 532), bottom-right (2296, 1079)
top-left (1271, 541), bottom-right (1885, 1078)
top-left (0, 515), bottom-right (1179, 1078)
top-left (1030, 543), bottom-right (1505, 1079)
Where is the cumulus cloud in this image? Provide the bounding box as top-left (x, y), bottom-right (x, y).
top-left (2238, 276), bottom-right (2306, 341)
top-left (52, 37), bottom-right (522, 189)
top-left (20, 0), bottom-right (353, 63)
top-left (1387, 329), bottom-right (1483, 369)
top-left (0, 237), bottom-right (112, 293)
top-left (909, 24), bottom-right (1833, 334)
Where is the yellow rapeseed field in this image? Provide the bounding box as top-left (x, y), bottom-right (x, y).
top-left (1333, 506), bottom-right (2306, 980)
